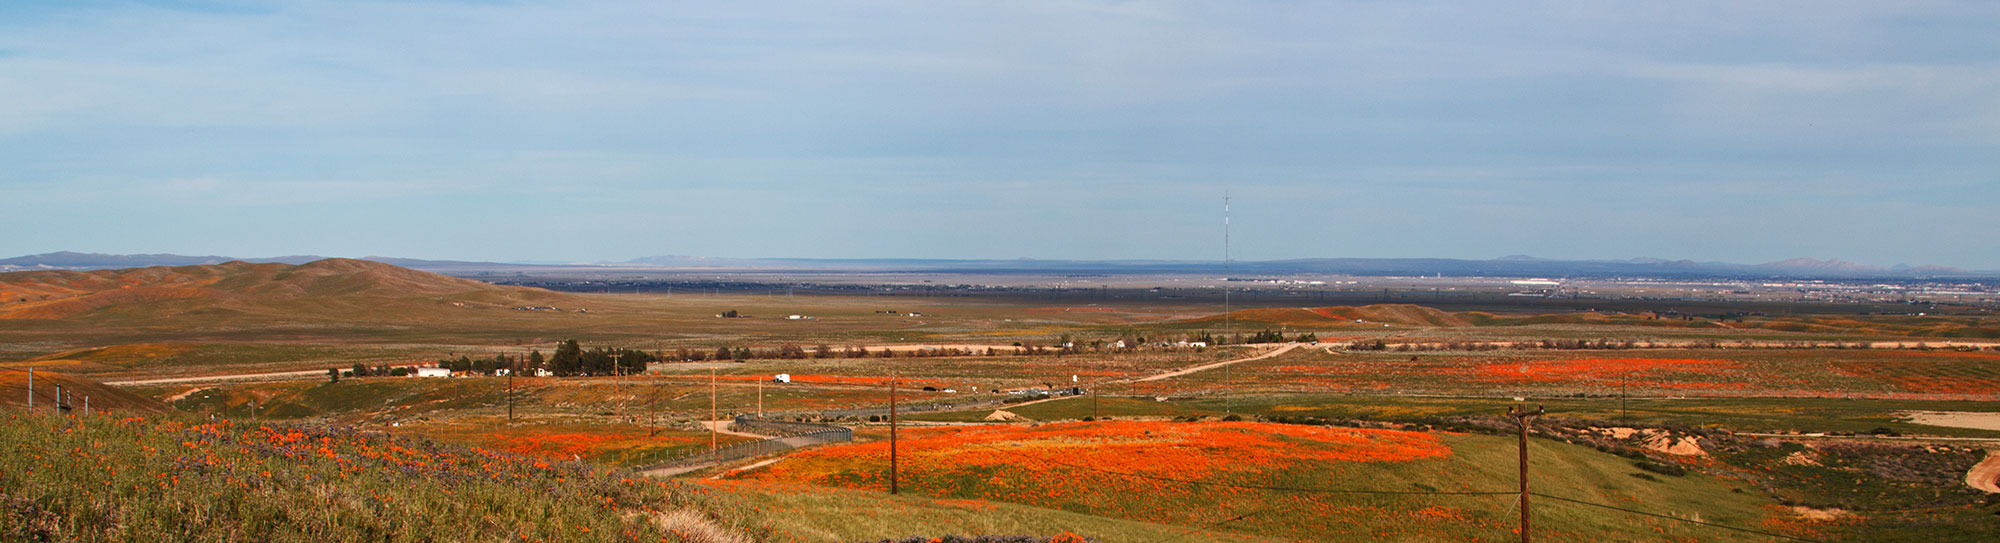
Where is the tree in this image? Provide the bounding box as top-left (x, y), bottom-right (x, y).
top-left (715, 347), bottom-right (733, 361)
top-left (327, 368), bottom-right (340, 384)
top-left (351, 363), bottom-right (370, 377)
top-left (551, 339), bottom-right (583, 376)
top-left (528, 350), bottom-right (545, 372)
top-left (779, 343), bottom-right (807, 359)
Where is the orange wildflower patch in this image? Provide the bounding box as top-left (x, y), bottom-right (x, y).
top-left (1836, 361), bottom-right (2000, 398)
top-left (1472, 358), bottom-right (1741, 383)
top-left (492, 432), bottom-right (629, 459)
top-left (737, 420), bottom-right (1449, 524)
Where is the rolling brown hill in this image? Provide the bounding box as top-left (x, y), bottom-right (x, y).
top-left (0, 258), bottom-right (574, 322)
top-left (1184, 304), bottom-right (1473, 328)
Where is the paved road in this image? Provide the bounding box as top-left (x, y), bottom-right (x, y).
top-left (699, 420), bottom-right (774, 440)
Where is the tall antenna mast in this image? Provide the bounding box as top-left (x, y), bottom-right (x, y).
top-left (1223, 195), bottom-right (1232, 415)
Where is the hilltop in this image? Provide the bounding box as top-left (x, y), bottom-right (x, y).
top-left (0, 258), bottom-right (575, 322)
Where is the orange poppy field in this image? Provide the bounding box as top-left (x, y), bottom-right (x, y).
top-left (728, 420), bottom-right (1778, 542)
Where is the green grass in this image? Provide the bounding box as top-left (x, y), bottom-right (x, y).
top-left (1715, 440), bottom-right (2000, 541)
top-left (0, 412), bottom-right (774, 542)
top-left (704, 481), bottom-right (1283, 543)
top-left (916, 393), bottom-right (2000, 438)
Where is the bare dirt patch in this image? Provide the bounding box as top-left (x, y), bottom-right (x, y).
top-left (1788, 506), bottom-right (1847, 521)
top-left (1967, 451), bottom-right (2000, 493)
top-left (1902, 411), bottom-right (2000, 432)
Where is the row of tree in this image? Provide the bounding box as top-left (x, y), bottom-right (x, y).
top-left (545, 340), bottom-right (655, 376)
top-left (410, 340), bottom-right (657, 377)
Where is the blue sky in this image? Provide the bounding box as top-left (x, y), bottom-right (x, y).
top-left (3, 1), bottom-right (1996, 267)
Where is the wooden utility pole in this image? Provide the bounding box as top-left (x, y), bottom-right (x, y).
top-left (757, 379), bottom-right (765, 418)
top-left (1620, 373), bottom-right (1628, 422)
top-left (1507, 404), bottom-right (1545, 543)
top-left (889, 371), bottom-right (900, 495)
top-left (709, 368), bottom-right (719, 452)
top-left (25, 367), bottom-right (32, 411)
top-left (649, 368), bottom-right (661, 436)
top-left (1092, 384), bottom-right (1100, 419)
top-left (507, 354), bottom-right (516, 424)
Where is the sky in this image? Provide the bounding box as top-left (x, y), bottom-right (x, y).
top-left (2, 1), bottom-right (1997, 268)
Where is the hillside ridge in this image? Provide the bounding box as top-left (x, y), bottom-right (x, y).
top-left (0, 258), bottom-right (556, 320)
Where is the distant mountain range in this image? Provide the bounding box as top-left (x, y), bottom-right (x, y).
top-left (2, 251), bottom-right (1993, 280)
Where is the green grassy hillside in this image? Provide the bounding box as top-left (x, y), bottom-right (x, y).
top-left (0, 413), bottom-right (773, 542)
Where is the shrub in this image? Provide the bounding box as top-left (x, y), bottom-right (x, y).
top-left (1634, 460), bottom-right (1688, 476)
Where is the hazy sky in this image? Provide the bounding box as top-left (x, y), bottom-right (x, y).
top-left (3, 1), bottom-right (1996, 267)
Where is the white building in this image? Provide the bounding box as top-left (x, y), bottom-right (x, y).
top-left (415, 367), bottom-right (452, 378)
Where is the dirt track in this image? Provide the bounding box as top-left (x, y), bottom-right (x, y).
top-left (102, 368), bottom-right (344, 386)
top-left (1967, 451), bottom-right (2000, 493)
top-left (1129, 343), bottom-right (1301, 383)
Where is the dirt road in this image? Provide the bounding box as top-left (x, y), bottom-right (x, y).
top-left (1129, 343), bottom-right (1301, 383)
top-left (102, 368), bottom-right (346, 387)
top-left (1967, 451), bottom-right (2000, 493)
top-left (699, 420), bottom-right (774, 440)
top-left (1323, 339), bottom-right (1999, 352)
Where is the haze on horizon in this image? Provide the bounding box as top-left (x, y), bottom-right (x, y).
top-left (2, 1), bottom-right (1996, 269)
